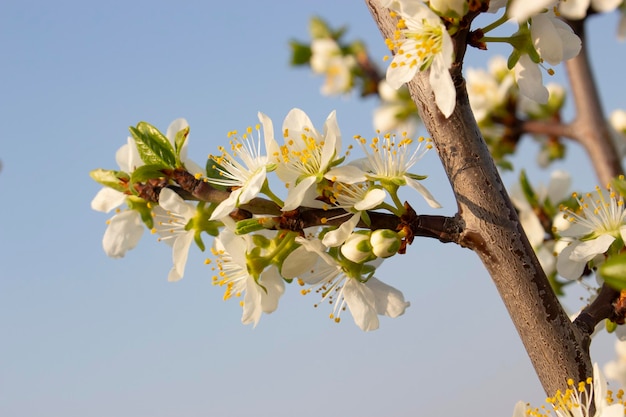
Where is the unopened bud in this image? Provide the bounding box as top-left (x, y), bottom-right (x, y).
top-left (341, 231), bottom-right (375, 264)
top-left (370, 229), bottom-right (401, 258)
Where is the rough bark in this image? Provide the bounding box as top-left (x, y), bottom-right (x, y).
top-left (364, 0), bottom-right (592, 397)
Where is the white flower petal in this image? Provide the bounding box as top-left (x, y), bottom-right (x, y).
top-left (367, 277), bottom-right (410, 318)
top-left (322, 213), bottom-right (361, 247)
top-left (115, 138), bottom-right (143, 172)
top-left (238, 167), bottom-right (267, 205)
top-left (514, 55), bottom-right (549, 103)
top-left (322, 110), bottom-right (341, 167)
top-left (508, 0), bottom-right (554, 22)
top-left (385, 54), bottom-right (418, 89)
top-left (559, 0), bottom-right (590, 18)
top-left (429, 56), bottom-right (456, 118)
top-left (570, 234), bottom-right (615, 261)
top-left (91, 188), bottom-right (126, 213)
top-left (168, 231), bottom-right (194, 282)
top-left (102, 210), bottom-right (144, 258)
top-left (241, 277), bottom-right (263, 327)
top-left (342, 279), bottom-right (379, 331)
top-left (159, 188), bottom-right (195, 219)
top-left (281, 245), bottom-right (320, 278)
top-left (210, 189), bottom-right (242, 220)
top-left (259, 267), bottom-right (285, 314)
top-left (282, 176), bottom-right (318, 211)
top-left (546, 170), bottom-right (572, 203)
top-left (325, 165), bottom-right (367, 184)
top-left (557, 242), bottom-right (587, 280)
top-left (354, 188), bottom-right (386, 211)
top-left (405, 176), bottom-right (442, 208)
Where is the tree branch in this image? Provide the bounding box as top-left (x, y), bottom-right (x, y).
top-left (364, 0), bottom-right (592, 396)
top-left (565, 19), bottom-right (623, 185)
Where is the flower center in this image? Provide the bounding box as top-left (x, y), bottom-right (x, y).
top-left (277, 127), bottom-right (325, 175)
top-left (562, 185), bottom-right (626, 237)
top-left (353, 132), bottom-right (432, 180)
top-left (386, 18), bottom-right (443, 70)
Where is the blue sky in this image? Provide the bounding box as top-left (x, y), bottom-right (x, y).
top-left (1, 1), bottom-right (625, 416)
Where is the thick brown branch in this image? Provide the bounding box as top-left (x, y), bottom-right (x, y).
top-left (573, 284), bottom-right (621, 338)
top-left (519, 119), bottom-right (572, 139)
top-left (364, 0), bottom-right (592, 396)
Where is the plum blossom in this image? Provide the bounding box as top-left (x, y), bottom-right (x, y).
top-left (428, 0), bottom-right (468, 17)
top-left (513, 7), bottom-right (581, 103)
top-left (310, 38), bottom-right (356, 95)
top-left (559, 0), bottom-right (622, 20)
top-left (321, 182), bottom-right (386, 247)
top-left (207, 112), bottom-right (277, 220)
top-left (510, 170), bottom-right (571, 275)
top-left (211, 224), bottom-right (285, 327)
top-left (381, 0), bottom-right (456, 117)
top-left (466, 59), bottom-right (514, 123)
top-left (273, 108), bottom-right (342, 211)
top-left (328, 133), bottom-right (441, 209)
top-left (152, 188), bottom-right (198, 282)
top-left (284, 237), bottom-right (409, 331)
top-left (512, 363), bottom-right (624, 417)
top-left (556, 185), bottom-right (626, 280)
top-left (604, 339), bottom-right (626, 387)
top-left (91, 137), bottom-right (144, 258)
top-left (507, 0), bottom-right (553, 22)
top-left (373, 81), bottom-right (419, 136)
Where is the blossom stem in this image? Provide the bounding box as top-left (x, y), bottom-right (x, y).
top-left (480, 36), bottom-right (514, 44)
top-left (385, 184), bottom-right (406, 215)
top-left (265, 231), bottom-right (297, 265)
top-left (380, 202), bottom-right (402, 217)
top-left (479, 14), bottom-right (510, 35)
top-left (261, 179), bottom-right (284, 207)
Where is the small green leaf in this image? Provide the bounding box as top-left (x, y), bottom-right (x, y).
top-left (613, 177), bottom-right (626, 197)
top-left (507, 49), bottom-right (521, 70)
top-left (309, 16), bottom-right (332, 39)
top-left (599, 253), bottom-right (626, 290)
top-left (194, 230), bottom-right (206, 252)
top-left (90, 168), bottom-right (129, 192)
top-left (235, 219), bottom-right (266, 235)
top-left (360, 210), bottom-right (371, 227)
top-left (289, 40), bottom-right (312, 66)
top-left (130, 164), bottom-right (167, 185)
top-left (129, 122), bottom-right (176, 167)
top-left (519, 170), bottom-right (539, 208)
top-left (205, 158), bottom-right (228, 191)
top-left (606, 319), bottom-right (618, 333)
top-left (174, 126), bottom-right (190, 162)
top-left (406, 173), bottom-right (428, 181)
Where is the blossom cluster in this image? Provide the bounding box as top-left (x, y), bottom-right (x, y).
top-left (91, 109), bottom-right (441, 331)
top-left (512, 363), bottom-right (625, 417)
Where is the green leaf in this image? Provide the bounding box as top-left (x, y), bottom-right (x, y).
top-left (289, 40), bottom-right (312, 66)
top-left (129, 122), bottom-right (176, 167)
top-left (89, 168), bottom-right (129, 192)
top-left (129, 164), bottom-right (167, 185)
top-left (205, 158), bottom-right (228, 191)
top-left (519, 170), bottom-right (539, 208)
top-left (194, 230), bottom-right (206, 252)
top-left (599, 253), bottom-right (626, 290)
top-left (613, 177), bottom-right (626, 197)
top-left (309, 16), bottom-right (331, 39)
top-left (174, 126), bottom-right (190, 162)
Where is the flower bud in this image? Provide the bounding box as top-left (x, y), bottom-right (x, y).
top-left (341, 231), bottom-right (375, 264)
top-left (370, 229), bottom-right (401, 258)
